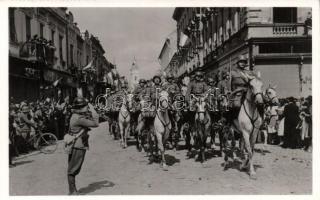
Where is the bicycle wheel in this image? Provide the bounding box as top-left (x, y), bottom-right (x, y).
top-left (37, 133), bottom-right (58, 154)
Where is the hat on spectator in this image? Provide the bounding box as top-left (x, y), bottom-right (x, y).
top-left (72, 97), bottom-right (88, 109)
top-left (21, 105), bottom-right (30, 113)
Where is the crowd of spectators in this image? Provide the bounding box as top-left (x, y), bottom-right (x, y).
top-left (9, 95), bottom-right (72, 167)
top-left (262, 95), bottom-right (312, 152)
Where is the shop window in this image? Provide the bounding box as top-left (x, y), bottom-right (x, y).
top-left (40, 23), bottom-right (44, 38)
top-left (273, 8), bottom-right (297, 23)
top-left (259, 42), bottom-right (311, 54)
top-left (25, 15), bottom-right (31, 41)
top-left (51, 30), bottom-right (55, 44)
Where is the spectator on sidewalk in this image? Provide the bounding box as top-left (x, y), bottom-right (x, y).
top-left (283, 97), bottom-right (300, 149)
top-left (276, 99), bottom-right (287, 146)
top-left (299, 95), bottom-right (312, 152)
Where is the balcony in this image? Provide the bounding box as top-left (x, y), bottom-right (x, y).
top-left (19, 36), bottom-right (56, 65)
top-left (248, 23), bottom-right (307, 38)
top-left (273, 24), bottom-right (297, 35)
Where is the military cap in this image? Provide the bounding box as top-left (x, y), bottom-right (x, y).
top-left (195, 70), bottom-right (204, 77)
top-left (72, 97), bottom-right (88, 109)
top-left (237, 55), bottom-right (247, 63)
top-left (153, 75), bottom-right (162, 83)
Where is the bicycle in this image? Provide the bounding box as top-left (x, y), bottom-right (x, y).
top-left (26, 126), bottom-right (58, 154)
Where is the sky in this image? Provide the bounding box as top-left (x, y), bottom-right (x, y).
top-left (68, 7), bottom-right (176, 80)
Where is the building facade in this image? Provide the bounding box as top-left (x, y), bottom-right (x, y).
top-left (158, 31), bottom-right (178, 76)
top-left (172, 7), bottom-right (312, 98)
top-left (9, 7), bottom-right (115, 103)
top-left (9, 7), bottom-right (73, 102)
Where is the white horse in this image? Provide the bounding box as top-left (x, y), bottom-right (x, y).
top-left (261, 85), bottom-right (279, 152)
top-left (192, 94), bottom-right (211, 163)
top-left (118, 93), bottom-right (133, 148)
top-left (230, 74), bottom-right (264, 179)
top-left (154, 90), bottom-right (172, 170)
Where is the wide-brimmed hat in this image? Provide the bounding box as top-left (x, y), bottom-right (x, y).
top-left (72, 97), bottom-right (88, 109)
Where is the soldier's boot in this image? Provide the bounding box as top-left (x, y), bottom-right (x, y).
top-left (68, 175), bottom-right (79, 195)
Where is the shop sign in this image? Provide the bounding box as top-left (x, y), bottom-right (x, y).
top-left (24, 67), bottom-right (40, 79)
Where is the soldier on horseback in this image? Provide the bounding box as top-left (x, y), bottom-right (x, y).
top-left (217, 71), bottom-right (231, 111)
top-left (186, 70), bottom-right (209, 109)
top-left (230, 55), bottom-right (256, 112)
top-left (184, 70), bottom-right (209, 155)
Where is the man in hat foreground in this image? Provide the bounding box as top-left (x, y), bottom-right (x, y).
top-left (17, 105), bottom-right (37, 153)
top-left (67, 97), bottom-right (99, 195)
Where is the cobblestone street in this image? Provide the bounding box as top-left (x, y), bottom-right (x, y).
top-left (10, 122), bottom-right (312, 195)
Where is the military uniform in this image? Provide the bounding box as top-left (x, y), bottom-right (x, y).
top-left (185, 79), bottom-right (208, 102)
top-left (67, 98), bottom-right (99, 195)
top-left (185, 71), bottom-right (208, 127)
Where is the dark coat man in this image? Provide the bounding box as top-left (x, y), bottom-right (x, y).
top-left (283, 97), bottom-right (300, 149)
top-left (67, 97), bottom-right (99, 195)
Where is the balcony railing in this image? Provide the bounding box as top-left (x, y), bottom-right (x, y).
top-left (273, 24), bottom-right (297, 35)
top-left (19, 36), bottom-right (56, 65)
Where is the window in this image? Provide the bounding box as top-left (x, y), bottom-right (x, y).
top-left (233, 9), bottom-right (239, 33)
top-left (25, 15), bottom-right (31, 40)
top-left (40, 23), bottom-right (44, 38)
top-left (59, 35), bottom-right (63, 61)
top-left (51, 30), bottom-right (55, 43)
top-left (70, 44), bottom-right (73, 65)
top-left (259, 42), bottom-right (311, 54)
top-left (9, 8), bottom-right (16, 42)
top-left (273, 8), bottom-right (297, 23)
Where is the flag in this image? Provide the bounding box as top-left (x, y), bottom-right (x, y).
top-left (53, 77), bottom-right (62, 87)
top-left (82, 60), bottom-right (93, 71)
top-left (179, 31), bottom-right (189, 47)
top-left (107, 72), bottom-right (113, 84)
top-left (77, 88), bottom-right (83, 97)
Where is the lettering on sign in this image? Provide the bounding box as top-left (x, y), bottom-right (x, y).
top-left (24, 67), bottom-right (40, 79)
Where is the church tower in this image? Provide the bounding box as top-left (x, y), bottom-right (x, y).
top-left (129, 59), bottom-right (139, 92)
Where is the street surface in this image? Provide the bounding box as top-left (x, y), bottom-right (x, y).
top-left (10, 122), bottom-right (312, 195)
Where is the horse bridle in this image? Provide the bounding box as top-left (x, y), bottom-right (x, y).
top-left (242, 80), bottom-right (264, 130)
top-left (265, 88), bottom-right (278, 105)
top-left (120, 95), bottom-right (131, 120)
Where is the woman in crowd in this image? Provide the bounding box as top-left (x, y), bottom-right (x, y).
top-left (298, 96), bottom-right (312, 152)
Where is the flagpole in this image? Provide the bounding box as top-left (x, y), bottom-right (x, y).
top-left (229, 56), bottom-right (232, 88)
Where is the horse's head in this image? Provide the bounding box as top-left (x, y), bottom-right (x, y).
top-left (158, 90), bottom-right (169, 110)
top-left (264, 85), bottom-right (279, 105)
top-left (246, 74), bottom-right (264, 105)
top-left (126, 93), bottom-right (134, 111)
top-left (191, 94), bottom-right (208, 123)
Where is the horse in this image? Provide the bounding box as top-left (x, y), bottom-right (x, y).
top-left (207, 88), bottom-right (227, 157)
top-left (154, 90), bottom-right (172, 169)
top-left (118, 93), bottom-right (133, 148)
top-left (229, 73), bottom-right (264, 179)
top-left (168, 94), bottom-right (185, 150)
top-left (136, 95), bottom-right (155, 154)
top-left (261, 85), bottom-right (279, 151)
top-left (192, 94), bottom-right (211, 163)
